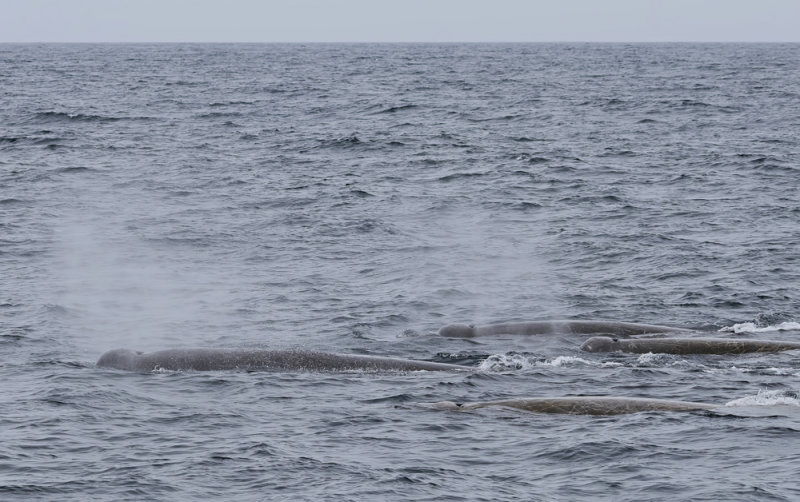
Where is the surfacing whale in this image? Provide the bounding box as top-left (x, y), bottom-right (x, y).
top-left (581, 336), bottom-right (800, 355)
top-left (97, 348), bottom-right (471, 372)
top-left (439, 320), bottom-right (691, 338)
top-left (428, 396), bottom-right (716, 415)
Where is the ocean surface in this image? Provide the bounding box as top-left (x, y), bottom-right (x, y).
top-left (2, 43), bottom-right (800, 501)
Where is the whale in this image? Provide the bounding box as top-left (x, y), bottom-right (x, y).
top-left (97, 348), bottom-right (472, 372)
top-left (427, 396), bottom-right (716, 415)
top-left (439, 320), bottom-right (692, 338)
top-left (580, 336), bottom-right (800, 355)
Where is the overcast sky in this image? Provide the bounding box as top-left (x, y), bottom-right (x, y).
top-left (2, 0), bottom-right (799, 43)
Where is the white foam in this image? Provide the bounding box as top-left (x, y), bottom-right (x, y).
top-left (634, 352), bottom-right (691, 367)
top-left (478, 352), bottom-right (704, 371)
top-left (151, 366), bottom-right (177, 373)
top-left (477, 354), bottom-right (603, 371)
top-left (636, 352), bottom-right (660, 365)
top-left (744, 367), bottom-right (800, 377)
top-left (761, 368), bottom-right (800, 376)
top-left (540, 355), bottom-right (596, 367)
top-left (725, 389), bottom-right (800, 407)
top-left (477, 354), bottom-right (534, 371)
top-left (720, 321), bottom-right (800, 334)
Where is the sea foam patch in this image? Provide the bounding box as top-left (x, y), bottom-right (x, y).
top-left (725, 389), bottom-right (800, 407)
top-left (477, 354), bottom-right (606, 371)
top-left (720, 321), bottom-right (800, 334)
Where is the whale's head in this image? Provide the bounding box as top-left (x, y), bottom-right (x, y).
top-left (438, 323), bottom-right (477, 338)
top-left (580, 336), bottom-right (621, 353)
top-left (97, 348), bottom-right (140, 370)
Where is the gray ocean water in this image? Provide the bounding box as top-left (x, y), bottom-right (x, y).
top-left (2, 43), bottom-right (800, 501)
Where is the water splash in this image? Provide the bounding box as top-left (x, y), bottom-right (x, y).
top-left (719, 321), bottom-right (800, 334)
top-left (725, 389), bottom-right (800, 407)
top-left (477, 353), bottom-right (617, 371)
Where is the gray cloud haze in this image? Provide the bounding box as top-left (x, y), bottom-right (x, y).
top-left (2, 0), bottom-right (799, 43)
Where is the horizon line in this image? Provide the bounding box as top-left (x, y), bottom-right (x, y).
top-left (2, 40), bottom-right (799, 44)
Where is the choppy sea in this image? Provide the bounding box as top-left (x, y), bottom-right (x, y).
top-left (2, 43), bottom-right (800, 501)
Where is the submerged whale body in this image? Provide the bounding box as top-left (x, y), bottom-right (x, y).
top-left (580, 336), bottom-right (800, 355)
top-left (429, 396), bottom-right (716, 415)
top-left (97, 348), bottom-right (470, 372)
top-left (439, 320), bottom-right (691, 338)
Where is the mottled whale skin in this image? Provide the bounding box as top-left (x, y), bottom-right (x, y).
top-left (429, 396), bottom-right (716, 415)
top-left (581, 336), bottom-right (800, 355)
top-left (439, 320), bottom-right (691, 338)
top-left (97, 348), bottom-right (470, 372)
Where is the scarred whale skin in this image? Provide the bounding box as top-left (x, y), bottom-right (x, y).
top-left (439, 320), bottom-right (692, 338)
top-left (97, 348), bottom-right (470, 372)
top-left (580, 336), bottom-right (800, 355)
top-left (429, 396), bottom-right (716, 415)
